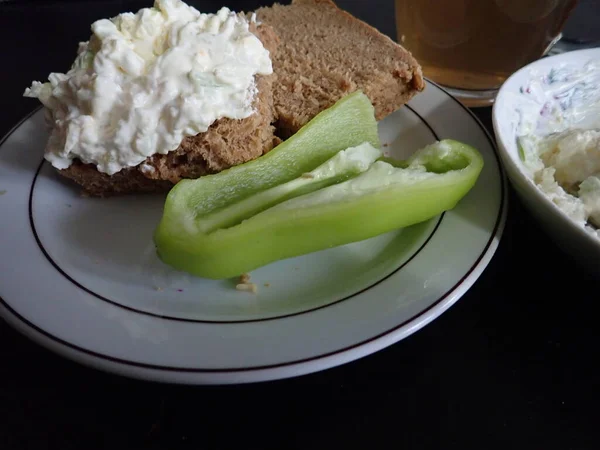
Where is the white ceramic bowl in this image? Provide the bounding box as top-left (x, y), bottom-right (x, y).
top-left (492, 47), bottom-right (600, 272)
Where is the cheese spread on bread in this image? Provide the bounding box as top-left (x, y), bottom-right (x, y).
top-left (24, 0), bottom-right (273, 175)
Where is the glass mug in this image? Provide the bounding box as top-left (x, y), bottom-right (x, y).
top-left (395, 0), bottom-right (579, 107)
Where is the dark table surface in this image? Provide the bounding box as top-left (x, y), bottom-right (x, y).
top-left (1, 1), bottom-right (599, 449)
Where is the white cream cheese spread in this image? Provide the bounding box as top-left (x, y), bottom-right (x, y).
top-left (514, 59), bottom-right (600, 237)
top-left (24, 0), bottom-right (272, 175)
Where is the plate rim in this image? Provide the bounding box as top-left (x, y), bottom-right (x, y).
top-left (0, 79), bottom-right (508, 382)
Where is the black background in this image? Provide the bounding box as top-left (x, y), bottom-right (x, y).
top-left (1, 1), bottom-right (599, 449)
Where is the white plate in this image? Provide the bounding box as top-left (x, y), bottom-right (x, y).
top-left (0, 81), bottom-right (507, 384)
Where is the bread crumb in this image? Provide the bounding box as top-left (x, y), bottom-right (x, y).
top-left (0, 190), bottom-right (6, 196)
top-left (239, 273), bottom-right (251, 283)
top-left (236, 282), bottom-right (257, 294)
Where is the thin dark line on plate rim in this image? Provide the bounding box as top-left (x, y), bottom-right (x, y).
top-left (438, 86), bottom-right (498, 93)
top-left (24, 104), bottom-right (443, 324)
top-left (0, 106), bottom-right (41, 147)
top-left (0, 79), bottom-right (507, 373)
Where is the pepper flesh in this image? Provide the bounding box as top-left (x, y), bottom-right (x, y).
top-left (155, 139), bottom-right (484, 279)
top-left (197, 142), bottom-right (383, 233)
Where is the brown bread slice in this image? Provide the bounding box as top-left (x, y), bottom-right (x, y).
top-left (256, 0), bottom-right (425, 137)
top-left (56, 1), bottom-right (425, 197)
top-left (58, 22), bottom-right (280, 197)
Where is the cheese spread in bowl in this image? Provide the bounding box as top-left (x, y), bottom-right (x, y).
top-left (493, 48), bottom-right (600, 270)
top-left (24, 0), bottom-right (273, 175)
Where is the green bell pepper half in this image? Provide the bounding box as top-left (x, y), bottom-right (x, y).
top-left (154, 137), bottom-right (484, 279)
